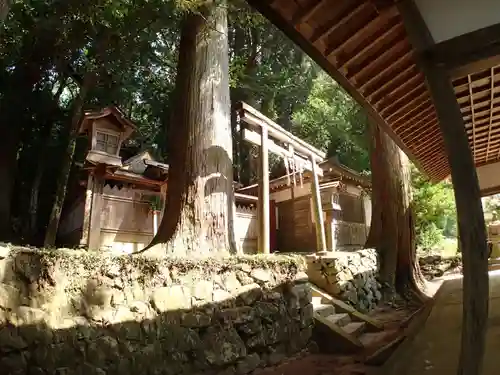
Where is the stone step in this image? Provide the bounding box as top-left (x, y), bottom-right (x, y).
top-left (313, 303), bottom-right (336, 317)
top-left (309, 283), bottom-right (383, 332)
top-left (325, 313), bottom-right (351, 327)
top-left (311, 296), bottom-right (323, 305)
top-left (342, 321), bottom-right (366, 337)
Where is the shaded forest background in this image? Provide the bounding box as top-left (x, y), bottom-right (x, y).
top-left (0, 0), bottom-right (456, 252)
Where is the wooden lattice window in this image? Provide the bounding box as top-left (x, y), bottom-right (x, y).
top-left (96, 131), bottom-right (119, 155)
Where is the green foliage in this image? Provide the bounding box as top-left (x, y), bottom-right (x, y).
top-left (482, 195), bottom-right (500, 223)
top-left (411, 165), bottom-right (457, 251)
top-left (291, 72), bottom-right (370, 172)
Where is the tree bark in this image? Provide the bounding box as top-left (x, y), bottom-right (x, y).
top-left (26, 76), bottom-right (68, 242)
top-left (43, 72), bottom-right (94, 247)
top-left (147, 0), bottom-right (236, 256)
top-left (366, 121), bottom-right (426, 302)
top-left (0, 0), bottom-right (11, 24)
top-left (0, 65), bottom-right (44, 242)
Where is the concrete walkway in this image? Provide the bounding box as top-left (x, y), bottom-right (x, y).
top-left (382, 269), bottom-right (500, 375)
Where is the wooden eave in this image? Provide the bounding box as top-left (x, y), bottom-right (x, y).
top-left (236, 162), bottom-right (368, 196)
top-left (247, 0), bottom-right (500, 181)
top-left (104, 169), bottom-right (165, 188)
top-left (79, 106), bottom-right (137, 135)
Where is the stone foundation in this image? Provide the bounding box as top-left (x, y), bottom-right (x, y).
top-left (306, 249), bottom-right (381, 312)
top-left (0, 246), bottom-right (312, 375)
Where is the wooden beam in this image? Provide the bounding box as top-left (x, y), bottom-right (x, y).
top-left (452, 55), bottom-right (500, 80)
top-left (398, 3), bottom-right (489, 375)
top-left (429, 22), bottom-right (500, 74)
top-left (481, 184), bottom-right (500, 197)
top-left (237, 102), bottom-right (325, 161)
top-left (243, 128), bottom-right (323, 176)
top-left (310, 155), bottom-right (327, 253)
top-left (258, 127), bottom-right (270, 254)
top-left (80, 175), bottom-right (94, 247)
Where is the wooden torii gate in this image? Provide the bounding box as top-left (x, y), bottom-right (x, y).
top-left (236, 102), bottom-right (327, 254)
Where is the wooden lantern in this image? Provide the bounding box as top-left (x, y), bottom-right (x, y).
top-left (79, 107), bottom-right (136, 168)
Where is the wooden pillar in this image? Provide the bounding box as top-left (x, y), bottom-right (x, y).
top-left (159, 184), bottom-right (167, 223)
top-left (310, 155), bottom-right (327, 252)
top-left (153, 210), bottom-right (159, 236)
top-left (88, 173), bottom-right (104, 250)
top-left (80, 174), bottom-right (94, 246)
top-left (324, 209), bottom-right (337, 251)
top-left (398, 2), bottom-right (489, 375)
top-left (423, 61), bottom-right (489, 375)
top-left (258, 126), bottom-right (270, 254)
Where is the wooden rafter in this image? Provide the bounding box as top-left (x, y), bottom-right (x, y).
top-left (310, 2), bottom-right (369, 45)
top-left (385, 91), bottom-right (429, 122)
top-left (360, 49), bottom-right (413, 93)
top-left (325, 5), bottom-right (399, 58)
top-left (340, 21), bottom-right (402, 72)
top-left (406, 125), bottom-right (440, 150)
top-left (379, 81), bottom-right (425, 116)
top-left (396, 106), bottom-right (435, 134)
top-left (390, 98), bottom-right (432, 128)
top-left (292, 0), bottom-right (325, 26)
top-left (468, 75), bottom-right (476, 157)
top-left (367, 63), bottom-right (416, 101)
top-left (349, 38), bottom-right (408, 84)
top-left (486, 67), bottom-right (495, 162)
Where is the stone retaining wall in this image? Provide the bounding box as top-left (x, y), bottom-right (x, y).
top-left (0, 246), bottom-right (312, 375)
top-left (306, 249), bottom-right (381, 312)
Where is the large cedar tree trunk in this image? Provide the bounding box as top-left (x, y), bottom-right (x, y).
top-left (148, 0), bottom-right (236, 255)
top-left (43, 73), bottom-right (94, 247)
top-left (366, 121), bottom-right (426, 302)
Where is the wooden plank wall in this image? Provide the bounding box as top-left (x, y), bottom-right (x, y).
top-left (277, 196), bottom-right (316, 252)
top-left (99, 185), bottom-right (154, 252)
top-left (275, 188), bottom-right (367, 252)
